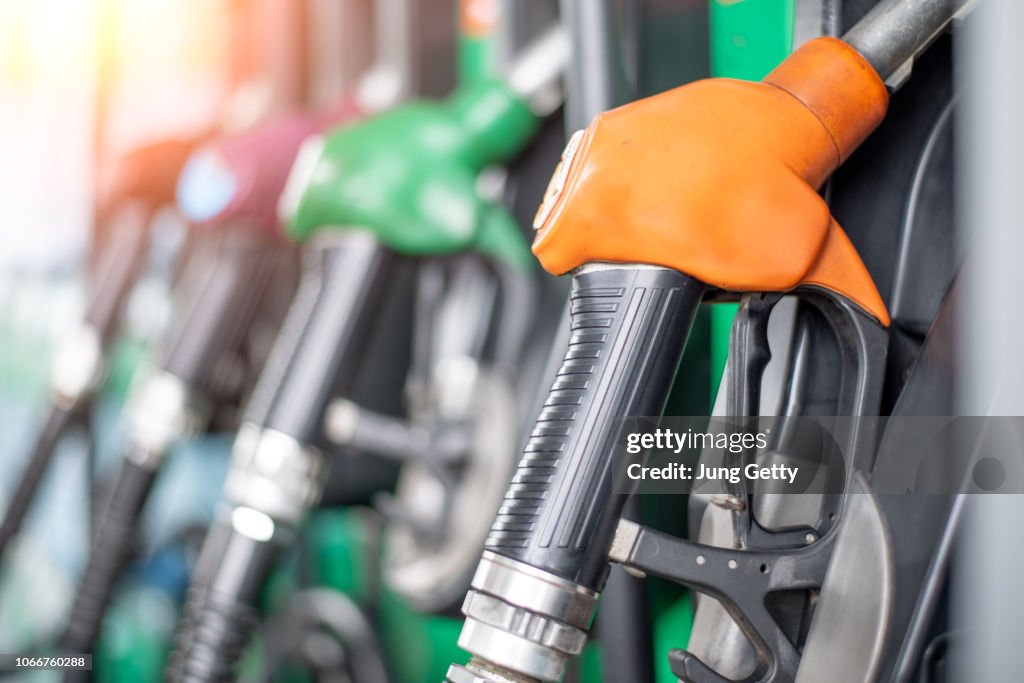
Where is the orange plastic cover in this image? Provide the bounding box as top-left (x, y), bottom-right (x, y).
top-left (532, 37), bottom-right (891, 325)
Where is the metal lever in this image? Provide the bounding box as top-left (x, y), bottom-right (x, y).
top-left (610, 519), bottom-right (835, 683)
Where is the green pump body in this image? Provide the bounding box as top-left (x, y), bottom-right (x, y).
top-left (286, 79), bottom-right (538, 271)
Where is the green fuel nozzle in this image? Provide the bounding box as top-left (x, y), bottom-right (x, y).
top-left (282, 26), bottom-right (568, 271)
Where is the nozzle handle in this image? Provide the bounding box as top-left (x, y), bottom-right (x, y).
top-left (242, 231), bottom-right (394, 444)
top-left (483, 266), bottom-right (703, 590)
top-left (158, 229), bottom-right (289, 395)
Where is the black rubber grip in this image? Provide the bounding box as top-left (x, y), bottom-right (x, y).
top-left (157, 229), bottom-right (290, 395)
top-left (58, 458), bottom-right (156, 653)
top-left (242, 232), bottom-right (393, 443)
top-left (0, 406), bottom-right (75, 566)
top-left (166, 519), bottom-right (286, 683)
top-left (485, 267), bottom-right (703, 590)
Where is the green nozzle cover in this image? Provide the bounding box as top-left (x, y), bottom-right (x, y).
top-left (287, 79), bottom-right (537, 269)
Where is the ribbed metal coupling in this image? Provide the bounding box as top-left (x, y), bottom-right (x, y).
top-left (455, 552), bottom-right (598, 682)
top-left (223, 424), bottom-right (325, 525)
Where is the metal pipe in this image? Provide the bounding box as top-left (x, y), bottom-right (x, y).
top-left (506, 24), bottom-right (570, 117)
top-left (843, 0), bottom-right (974, 87)
top-left (558, 0), bottom-right (617, 129)
top-left (354, 0), bottom-right (416, 112)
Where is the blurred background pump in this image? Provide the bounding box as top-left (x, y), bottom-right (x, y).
top-left (0, 0), bottom-right (374, 677)
top-left (0, 0), bottom-right (575, 681)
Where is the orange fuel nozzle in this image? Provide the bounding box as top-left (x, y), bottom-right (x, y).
top-left (532, 37), bottom-right (891, 325)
